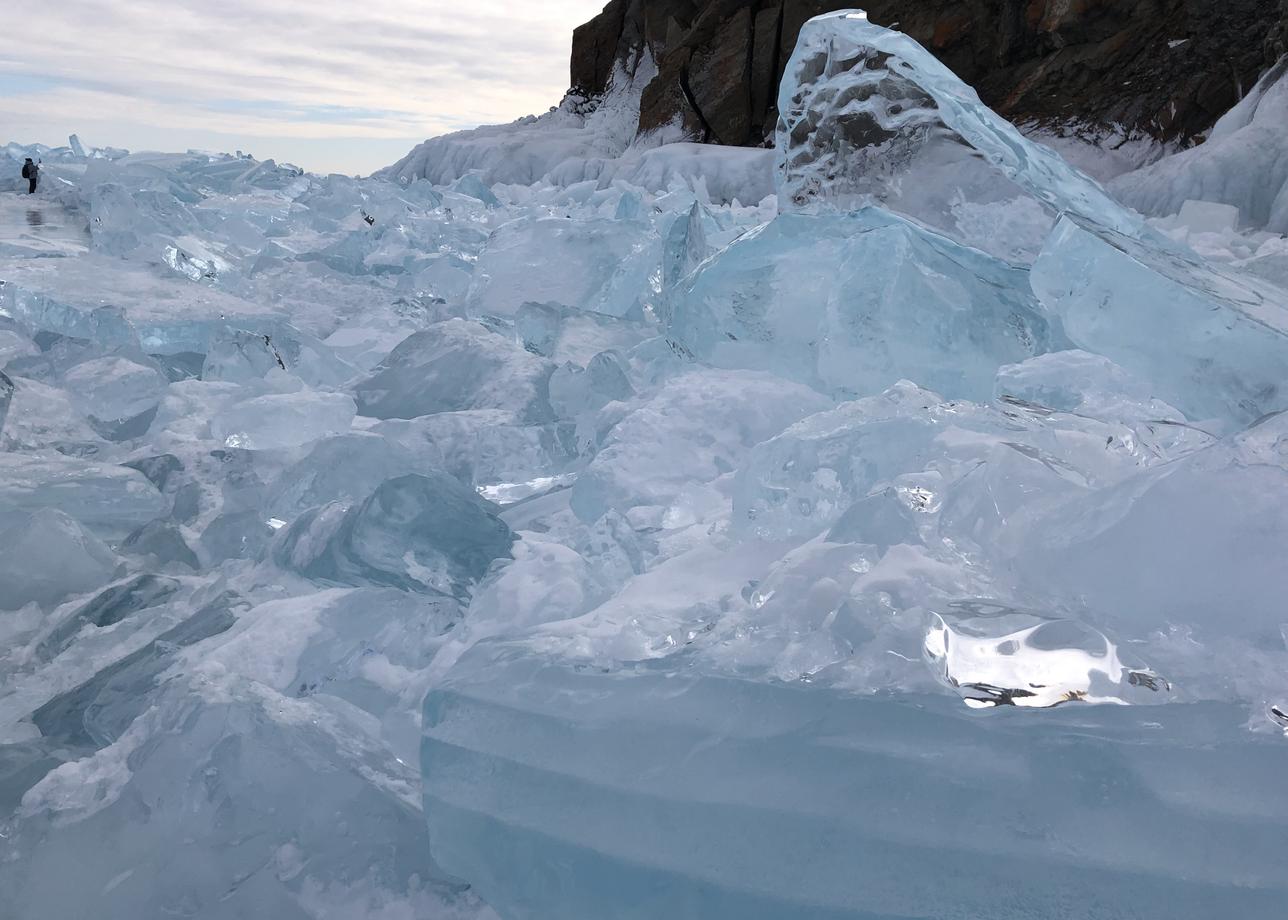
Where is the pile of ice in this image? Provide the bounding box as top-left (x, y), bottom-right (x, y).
top-left (381, 51), bottom-right (776, 207)
top-left (2, 9), bottom-right (1288, 920)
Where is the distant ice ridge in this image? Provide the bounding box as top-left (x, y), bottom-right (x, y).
top-left (381, 52), bottom-right (775, 206)
top-left (3, 10), bottom-right (1288, 920)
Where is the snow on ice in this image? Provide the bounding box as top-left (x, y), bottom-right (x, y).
top-left (2, 10), bottom-right (1288, 920)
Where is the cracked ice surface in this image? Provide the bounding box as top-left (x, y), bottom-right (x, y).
top-left (3, 11), bottom-right (1288, 920)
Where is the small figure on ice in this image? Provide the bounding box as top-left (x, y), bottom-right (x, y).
top-left (21, 158), bottom-right (39, 194)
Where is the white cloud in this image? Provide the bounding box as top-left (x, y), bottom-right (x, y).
top-left (0, 0), bottom-right (608, 173)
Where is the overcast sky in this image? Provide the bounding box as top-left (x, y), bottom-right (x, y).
top-left (0, 0), bottom-right (607, 174)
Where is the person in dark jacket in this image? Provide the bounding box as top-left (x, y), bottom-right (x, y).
top-left (20, 158), bottom-right (39, 194)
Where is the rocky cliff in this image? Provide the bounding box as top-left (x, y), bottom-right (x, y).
top-left (571, 0), bottom-right (1288, 148)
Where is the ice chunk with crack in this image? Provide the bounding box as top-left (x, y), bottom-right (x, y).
top-left (355, 319), bottom-right (553, 422)
top-left (549, 351), bottom-right (635, 419)
top-left (61, 356), bottom-right (167, 441)
top-left (776, 11), bottom-right (1148, 256)
top-left (374, 409), bottom-right (575, 489)
top-left (200, 327), bottom-right (288, 381)
top-left (265, 432), bottom-right (421, 519)
top-left (3, 672), bottom-right (484, 920)
top-left (0, 453), bottom-right (166, 533)
top-left (735, 377), bottom-right (1194, 543)
top-left (30, 593), bottom-right (243, 751)
top-left (34, 573), bottom-right (183, 661)
top-left (1032, 215), bottom-right (1288, 424)
top-left (120, 519), bottom-right (199, 569)
top-left (997, 350), bottom-right (1173, 418)
top-left (85, 181), bottom-right (201, 261)
top-left (0, 375), bottom-right (102, 451)
top-left (1010, 410), bottom-right (1288, 643)
top-left (273, 473), bottom-right (515, 598)
top-left (515, 300), bottom-right (651, 364)
top-left (200, 322), bottom-right (356, 388)
top-left (0, 509), bottom-right (119, 609)
top-left (570, 369), bottom-right (829, 523)
top-left (210, 390), bottom-right (355, 450)
top-left (0, 283), bottom-right (137, 348)
top-left (467, 216), bottom-right (660, 319)
top-left (670, 210), bottom-right (1062, 401)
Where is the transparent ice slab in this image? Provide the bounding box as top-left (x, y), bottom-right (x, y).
top-left (423, 645), bottom-right (1288, 920)
top-left (669, 209), bottom-right (1064, 402)
top-left (1032, 215), bottom-right (1288, 425)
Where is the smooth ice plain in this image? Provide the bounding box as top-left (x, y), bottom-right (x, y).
top-left (2, 10), bottom-right (1288, 920)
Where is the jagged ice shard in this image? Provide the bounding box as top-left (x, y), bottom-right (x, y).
top-left (2, 8), bottom-right (1288, 920)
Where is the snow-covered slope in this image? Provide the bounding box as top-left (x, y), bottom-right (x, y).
top-left (1111, 58), bottom-right (1288, 232)
top-left (379, 54), bottom-right (776, 206)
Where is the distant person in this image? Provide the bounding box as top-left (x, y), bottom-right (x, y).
top-left (20, 157), bottom-right (39, 194)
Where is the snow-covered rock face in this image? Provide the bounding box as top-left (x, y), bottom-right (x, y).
top-left (4, 11), bottom-right (1288, 920)
top-left (1112, 58), bottom-right (1288, 233)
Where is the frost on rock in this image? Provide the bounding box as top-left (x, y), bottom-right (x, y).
top-left (3, 14), bottom-right (1288, 920)
top-left (776, 10), bottom-right (1149, 259)
top-left (1111, 58), bottom-right (1288, 232)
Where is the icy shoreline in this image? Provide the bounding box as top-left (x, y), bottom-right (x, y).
top-left (3, 11), bottom-right (1288, 920)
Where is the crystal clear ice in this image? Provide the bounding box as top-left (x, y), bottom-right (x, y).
top-left (2, 10), bottom-right (1287, 920)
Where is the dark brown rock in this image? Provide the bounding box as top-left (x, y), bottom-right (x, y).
top-left (570, 0), bottom-right (1288, 148)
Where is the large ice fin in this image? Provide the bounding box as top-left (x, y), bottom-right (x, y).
top-left (776, 10), bottom-right (1149, 257)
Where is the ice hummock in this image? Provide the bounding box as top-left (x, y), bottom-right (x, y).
top-left (3, 11), bottom-right (1288, 920)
